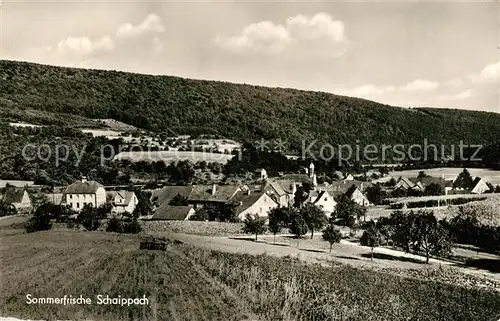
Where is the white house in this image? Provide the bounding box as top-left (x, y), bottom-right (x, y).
top-left (106, 190), bottom-right (139, 214)
top-left (64, 177), bottom-right (106, 211)
top-left (1, 189), bottom-right (32, 213)
top-left (254, 168), bottom-right (268, 180)
top-left (308, 190), bottom-right (337, 217)
top-left (471, 177), bottom-right (490, 194)
top-left (234, 190), bottom-right (279, 220)
top-left (345, 186), bottom-right (370, 207)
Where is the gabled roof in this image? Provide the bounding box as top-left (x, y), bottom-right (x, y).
top-left (150, 186), bottom-right (193, 205)
top-left (409, 176), bottom-right (447, 188)
top-left (231, 190), bottom-right (277, 215)
top-left (2, 189), bottom-right (28, 204)
top-left (65, 181), bottom-right (104, 194)
top-left (344, 184), bottom-right (359, 198)
top-left (309, 190), bottom-right (334, 204)
top-left (151, 205), bottom-right (194, 220)
top-left (268, 181), bottom-right (287, 197)
top-left (106, 190), bottom-right (135, 206)
top-left (275, 180), bottom-right (296, 194)
top-left (254, 168), bottom-right (266, 173)
top-left (188, 185), bottom-right (240, 203)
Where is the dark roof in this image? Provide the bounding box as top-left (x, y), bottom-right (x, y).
top-left (65, 181), bottom-right (103, 194)
top-left (268, 181), bottom-right (287, 197)
top-left (327, 180), bottom-right (369, 194)
top-left (44, 193), bottom-right (64, 205)
top-left (276, 180), bottom-right (296, 194)
top-left (2, 189), bottom-right (27, 203)
top-left (188, 185), bottom-right (240, 203)
top-left (231, 190), bottom-right (273, 215)
top-left (150, 186), bottom-right (193, 205)
top-left (106, 190), bottom-right (135, 206)
top-left (151, 205), bottom-right (193, 220)
top-left (344, 185), bottom-right (358, 198)
top-left (254, 168), bottom-right (265, 173)
top-left (280, 174), bottom-right (312, 182)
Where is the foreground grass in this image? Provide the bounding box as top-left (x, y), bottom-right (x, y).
top-left (1, 231), bottom-right (500, 321)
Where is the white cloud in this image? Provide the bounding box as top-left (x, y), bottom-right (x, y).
top-left (214, 12), bottom-right (348, 56)
top-left (401, 79), bottom-right (440, 92)
top-left (116, 13), bottom-right (165, 38)
top-left (214, 21), bottom-right (290, 55)
top-left (56, 36), bottom-right (114, 57)
top-left (472, 60), bottom-right (500, 83)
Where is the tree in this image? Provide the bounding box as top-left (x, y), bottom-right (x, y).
top-left (300, 203), bottom-right (327, 239)
top-left (25, 204), bottom-right (52, 233)
top-left (332, 195), bottom-right (365, 228)
top-left (293, 182), bottom-right (313, 208)
top-left (360, 223), bottom-right (383, 260)
top-left (417, 171), bottom-right (428, 178)
top-left (189, 206), bottom-right (210, 221)
top-left (453, 168), bottom-right (474, 190)
top-left (288, 208), bottom-right (308, 242)
top-left (365, 184), bottom-right (387, 205)
top-left (242, 214), bottom-right (267, 241)
top-left (322, 224), bottom-right (342, 253)
top-left (132, 190), bottom-right (153, 218)
top-left (0, 199), bottom-right (17, 217)
top-left (424, 183), bottom-right (444, 196)
top-left (267, 207), bottom-right (287, 243)
top-left (413, 212), bottom-right (452, 263)
top-left (391, 210), bottom-right (452, 263)
top-left (77, 204), bottom-right (101, 231)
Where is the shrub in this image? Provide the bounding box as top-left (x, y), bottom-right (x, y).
top-left (106, 217), bottom-right (123, 233)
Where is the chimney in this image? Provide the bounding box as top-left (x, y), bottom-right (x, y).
top-left (81, 176), bottom-right (87, 183)
top-left (211, 184), bottom-right (217, 195)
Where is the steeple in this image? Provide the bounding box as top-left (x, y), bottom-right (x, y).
top-left (309, 162), bottom-right (315, 178)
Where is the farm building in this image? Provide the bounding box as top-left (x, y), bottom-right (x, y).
top-left (471, 177), bottom-right (491, 194)
top-left (232, 189), bottom-right (279, 220)
top-left (1, 188), bottom-right (32, 213)
top-left (151, 205), bottom-right (195, 220)
top-left (344, 185), bottom-right (370, 207)
top-left (106, 190), bottom-right (139, 214)
top-left (307, 190), bottom-right (337, 217)
top-left (63, 177), bottom-right (106, 211)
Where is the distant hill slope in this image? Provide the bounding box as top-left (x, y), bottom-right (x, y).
top-left (1, 60), bottom-right (499, 149)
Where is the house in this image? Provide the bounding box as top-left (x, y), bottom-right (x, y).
top-left (471, 177), bottom-right (490, 194)
top-left (187, 184), bottom-right (242, 209)
top-left (308, 190), bottom-right (337, 217)
top-left (394, 177), bottom-right (425, 192)
top-left (254, 168), bottom-right (268, 181)
top-left (343, 174), bottom-right (354, 181)
top-left (150, 186), bottom-right (193, 209)
top-left (345, 185), bottom-right (370, 207)
top-left (106, 191), bottom-right (139, 214)
top-left (1, 188), bottom-right (32, 213)
top-left (151, 205), bottom-right (195, 220)
top-left (232, 189), bottom-right (279, 220)
top-left (325, 180), bottom-right (370, 198)
top-left (63, 177), bottom-right (106, 211)
top-left (266, 180), bottom-right (290, 207)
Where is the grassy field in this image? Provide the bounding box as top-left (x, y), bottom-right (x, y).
top-left (1, 231), bottom-right (500, 321)
top-left (113, 151), bottom-right (235, 164)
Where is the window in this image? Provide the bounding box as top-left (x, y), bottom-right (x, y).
top-left (77, 203), bottom-right (79, 209)
top-left (69, 195), bottom-right (72, 199)
top-left (324, 197), bottom-right (328, 201)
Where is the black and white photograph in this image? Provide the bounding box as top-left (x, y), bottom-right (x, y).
top-left (0, 1), bottom-right (499, 320)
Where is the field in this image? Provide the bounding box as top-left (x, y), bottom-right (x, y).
top-left (141, 220), bottom-right (246, 237)
top-left (1, 231), bottom-right (500, 321)
top-left (389, 167), bottom-right (500, 185)
top-left (113, 151), bottom-right (235, 164)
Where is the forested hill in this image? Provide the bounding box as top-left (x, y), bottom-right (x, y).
top-left (1, 60), bottom-right (499, 149)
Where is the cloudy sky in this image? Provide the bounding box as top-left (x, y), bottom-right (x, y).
top-left (1, 0), bottom-right (499, 113)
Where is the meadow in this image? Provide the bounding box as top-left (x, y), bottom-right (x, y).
top-left (113, 151), bottom-right (235, 164)
top-left (1, 231), bottom-right (500, 321)
top-left (389, 167), bottom-right (500, 185)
